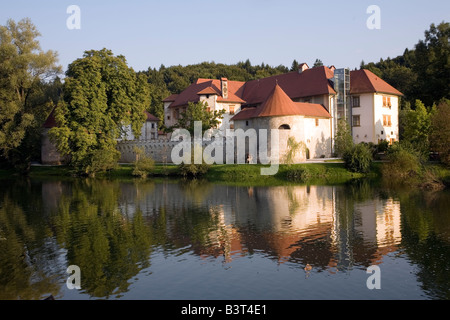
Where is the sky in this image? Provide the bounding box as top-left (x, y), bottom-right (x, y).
top-left (1, 0), bottom-right (449, 73)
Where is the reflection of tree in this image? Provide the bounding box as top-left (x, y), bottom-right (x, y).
top-left (51, 180), bottom-right (152, 298)
top-left (399, 190), bottom-right (450, 299)
top-left (0, 187), bottom-right (60, 300)
top-left (179, 179), bottom-right (213, 204)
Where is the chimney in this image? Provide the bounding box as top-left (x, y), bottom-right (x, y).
top-left (298, 63), bottom-right (309, 74)
top-left (221, 77), bottom-right (228, 99)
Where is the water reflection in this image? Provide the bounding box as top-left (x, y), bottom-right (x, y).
top-left (0, 178), bottom-right (449, 299)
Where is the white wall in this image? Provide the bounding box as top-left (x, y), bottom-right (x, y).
top-left (352, 93), bottom-right (374, 144)
top-left (303, 117), bottom-right (332, 158)
top-left (120, 121), bottom-right (159, 141)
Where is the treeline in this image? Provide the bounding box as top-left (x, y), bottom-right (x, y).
top-left (361, 21), bottom-right (449, 108)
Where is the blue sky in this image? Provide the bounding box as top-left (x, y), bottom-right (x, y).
top-left (1, 0), bottom-right (449, 73)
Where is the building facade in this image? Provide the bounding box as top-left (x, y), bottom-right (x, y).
top-left (163, 64), bottom-right (402, 159)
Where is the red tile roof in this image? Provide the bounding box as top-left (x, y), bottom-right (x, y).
top-left (257, 84), bottom-right (302, 117)
top-left (168, 78), bottom-right (246, 108)
top-left (162, 94), bottom-right (179, 102)
top-left (242, 66), bottom-right (336, 105)
top-left (350, 69), bottom-right (403, 96)
top-left (43, 108), bottom-right (57, 128)
top-left (197, 86), bottom-right (220, 95)
top-left (231, 84), bottom-right (331, 121)
top-left (163, 67), bottom-right (403, 112)
top-left (144, 110), bottom-right (159, 122)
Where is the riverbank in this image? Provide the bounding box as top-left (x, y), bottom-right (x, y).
top-left (2, 161), bottom-right (447, 188)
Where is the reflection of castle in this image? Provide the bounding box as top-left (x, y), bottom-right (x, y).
top-left (109, 181), bottom-right (402, 271)
top-left (41, 180), bottom-right (401, 271)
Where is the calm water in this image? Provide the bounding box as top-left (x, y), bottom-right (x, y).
top-left (0, 177), bottom-right (449, 300)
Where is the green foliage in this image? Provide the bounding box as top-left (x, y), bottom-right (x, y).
top-left (173, 101), bottom-right (226, 134)
top-left (313, 59), bottom-right (324, 67)
top-left (178, 145), bottom-right (210, 178)
top-left (284, 136), bottom-right (306, 165)
top-left (430, 99), bottom-right (450, 166)
top-left (343, 143), bottom-right (373, 173)
top-left (381, 142), bottom-right (423, 183)
top-left (334, 119), bottom-right (354, 157)
top-left (49, 48), bottom-right (149, 176)
top-left (362, 22), bottom-right (449, 106)
top-left (401, 99), bottom-right (431, 156)
top-left (0, 18), bottom-right (61, 170)
top-left (285, 167), bottom-right (312, 181)
top-left (132, 147), bottom-right (155, 178)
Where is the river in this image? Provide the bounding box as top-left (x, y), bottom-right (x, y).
top-left (0, 177), bottom-right (449, 300)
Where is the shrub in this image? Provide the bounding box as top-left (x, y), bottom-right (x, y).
top-left (381, 143), bottom-right (421, 182)
top-left (132, 147), bottom-right (155, 178)
top-left (285, 167), bottom-right (312, 181)
top-left (343, 143), bottom-right (373, 173)
top-left (179, 162), bottom-right (210, 178)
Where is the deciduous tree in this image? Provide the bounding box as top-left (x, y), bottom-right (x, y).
top-left (0, 18), bottom-right (61, 170)
top-left (49, 49), bottom-right (149, 176)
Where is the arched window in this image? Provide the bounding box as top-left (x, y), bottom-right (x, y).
top-left (278, 124), bottom-right (291, 130)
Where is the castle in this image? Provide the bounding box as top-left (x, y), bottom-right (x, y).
top-left (41, 63), bottom-right (402, 165)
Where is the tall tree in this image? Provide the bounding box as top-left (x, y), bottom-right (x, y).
top-left (49, 49), bottom-right (149, 176)
top-left (0, 18), bottom-right (61, 170)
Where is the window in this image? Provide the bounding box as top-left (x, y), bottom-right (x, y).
top-left (383, 115), bottom-right (392, 126)
top-left (229, 105), bottom-right (235, 115)
top-left (383, 96), bottom-right (392, 108)
top-left (352, 96), bottom-right (360, 108)
top-left (246, 121), bottom-right (249, 126)
top-left (315, 118), bottom-right (319, 127)
top-left (352, 115), bottom-right (360, 127)
top-left (278, 124), bottom-right (291, 130)
top-left (390, 138), bottom-right (395, 145)
top-left (151, 123), bottom-right (155, 129)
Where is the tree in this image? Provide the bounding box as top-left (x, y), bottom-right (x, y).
top-left (343, 143), bottom-right (373, 173)
top-left (430, 99), bottom-right (450, 165)
top-left (284, 136), bottom-right (306, 165)
top-left (49, 49), bottom-right (149, 176)
top-left (173, 101), bottom-right (225, 134)
top-left (401, 99), bottom-right (431, 156)
top-left (0, 18), bottom-right (61, 170)
top-left (290, 59), bottom-right (299, 71)
top-left (313, 59), bottom-right (323, 67)
top-left (334, 119), bottom-right (354, 157)
top-left (413, 22), bottom-right (450, 106)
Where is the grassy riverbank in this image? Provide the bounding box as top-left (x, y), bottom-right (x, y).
top-left (2, 161), bottom-right (449, 188)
